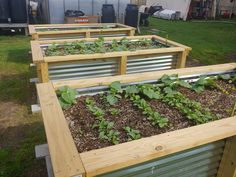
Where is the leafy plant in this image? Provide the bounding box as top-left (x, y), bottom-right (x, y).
top-left (57, 86), bottom-right (77, 109)
top-left (106, 94), bottom-right (118, 105)
top-left (123, 126), bottom-right (141, 140)
top-left (127, 91), bottom-right (168, 128)
top-left (85, 98), bottom-right (120, 144)
top-left (45, 38), bottom-right (167, 56)
top-left (191, 76), bottom-right (228, 94)
top-left (109, 108), bottom-right (121, 115)
top-left (106, 81), bottom-right (123, 105)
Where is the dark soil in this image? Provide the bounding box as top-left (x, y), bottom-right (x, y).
top-left (64, 80), bottom-right (236, 153)
top-left (178, 80), bottom-right (236, 119)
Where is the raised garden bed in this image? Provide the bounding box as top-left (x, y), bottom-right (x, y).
top-left (37, 63), bottom-right (236, 177)
top-left (28, 23), bottom-right (136, 40)
top-left (31, 35), bottom-right (191, 82)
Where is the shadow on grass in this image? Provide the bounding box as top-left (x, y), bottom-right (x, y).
top-left (0, 72), bottom-right (37, 105)
top-left (6, 48), bottom-right (31, 65)
top-left (0, 121), bottom-right (47, 177)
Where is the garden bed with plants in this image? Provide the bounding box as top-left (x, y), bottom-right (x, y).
top-left (28, 23), bottom-right (136, 40)
top-left (44, 37), bottom-right (168, 56)
top-left (37, 64), bottom-right (236, 177)
top-left (31, 35), bottom-right (191, 83)
top-left (35, 25), bottom-right (116, 32)
top-left (58, 72), bottom-right (236, 153)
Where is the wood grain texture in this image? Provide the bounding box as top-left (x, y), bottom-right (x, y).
top-left (29, 23), bottom-right (135, 41)
top-left (176, 51), bottom-right (188, 68)
top-left (37, 83), bottom-right (85, 177)
top-left (40, 63), bottom-right (49, 83)
top-left (31, 41), bottom-right (44, 63)
top-left (118, 56), bottom-right (127, 75)
top-left (217, 136), bottom-right (236, 177)
top-left (44, 47), bottom-right (184, 63)
top-left (52, 63), bottom-right (236, 89)
top-left (81, 117), bottom-right (236, 177)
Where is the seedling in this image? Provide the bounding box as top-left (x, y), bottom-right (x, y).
top-left (109, 108), bottom-right (121, 115)
top-left (123, 126), bottom-right (141, 141)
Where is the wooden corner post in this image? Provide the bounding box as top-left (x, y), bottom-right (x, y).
top-left (217, 136), bottom-right (236, 177)
top-left (118, 56), bottom-right (127, 75)
top-left (39, 63), bottom-right (49, 83)
top-left (176, 50), bottom-right (188, 68)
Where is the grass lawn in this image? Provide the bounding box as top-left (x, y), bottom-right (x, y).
top-left (0, 19), bottom-right (235, 177)
top-left (0, 36), bottom-right (47, 177)
top-left (141, 18), bottom-right (236, 65)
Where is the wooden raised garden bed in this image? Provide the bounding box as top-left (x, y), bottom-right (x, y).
top-left (31, 35), bottom-right (191, 83)
top-left (28, 23), bottom-right (136, 41)
top-left (37, 63), bottom-right (236, 177)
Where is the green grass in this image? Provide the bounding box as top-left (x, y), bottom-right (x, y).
top-left (141, 18), bottom-right (236, 64)
top-left (0, 35), bottom-right (46, 177)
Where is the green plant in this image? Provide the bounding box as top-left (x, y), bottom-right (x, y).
top-left (106, 81), bottom-right (123, 105)
top-left (191, 76), bottom-right (228, 94)
top-left (57, 86), bottom-right (77, 109)
top-left (45, 38), bottom-right (167, 56)
top-left (125, 86), bottom-right (169, 128)
top-left (109, 108), bottom-right (121, 115)
top-left (156, 77), bottom-right (216, 124)
top-left (123, 126), bottom-right (141, 140)
top-left (85, 98), bottom-right (120, 144)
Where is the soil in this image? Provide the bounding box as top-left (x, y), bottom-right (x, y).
top-left (64, 80), bottom-right (236, 153)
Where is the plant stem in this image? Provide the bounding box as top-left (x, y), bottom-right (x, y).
top-left (231, 99), bottom-right (236, 117)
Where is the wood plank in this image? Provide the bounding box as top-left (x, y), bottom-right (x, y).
top-left (44, 47), bottom-right (184, 63)
top-left (36, 28), bottom-right (135, 35)
top-left (40, 63), bottom-right (49, 83)
top-left (52, 63), bottom-right (236, 89)
top-left (176, 51), bottom-right (188, 68)
top-left (118, 56), bottom-right (127, 75)
top-left (31, 23), bottom-right (118, 28)
top-left (37, 35), bottom-right (156, 44)
top-left (37, 83), bottom-right (85, 177)
top-left (217, 136), bottom-right (236, 177)
top-left (80, 117), bottom-right (236, 177)
top-left (28, 25), bottom-right (36, 35)
top-left (31, 41), bottom-right (44, 63)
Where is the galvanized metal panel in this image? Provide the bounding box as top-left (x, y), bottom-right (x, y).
top-left (96, 140), bottom-right (225, 177)
top-left (93, 0), bottom-right (106, 16)
top-left (48, 0), bottom-right (130, 24)
top-left (48, 59), bottom-right (119, 81)
top-left (65, 0), bottom-right (79, 11)
top-left (126, 55), bottom-right (177, 74)
top-left (79, 0), bottom-right (93, 15)
top-left (49, 0), bottom-right (64, 24)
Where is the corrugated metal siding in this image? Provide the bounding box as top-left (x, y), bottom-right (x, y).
top-left (48, 0), bottom-right (131, 23)
top-left (48, 59), bottom-right (119, 81)
top-left (126, 55), bottom-right (177, 74)
top-left (47, 54), bottom-right (178, 81)
top-left (96, 140), bottom-right (225, 177)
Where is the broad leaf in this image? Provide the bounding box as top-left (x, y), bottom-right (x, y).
top-left (106, 94), bottom-right (118, 105)
top-left (110, 81), bottom-right (122, 93)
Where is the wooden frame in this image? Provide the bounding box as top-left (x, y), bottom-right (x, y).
top-left (37, 63), bottom-right (236, 177)
top-left (31, 35), bottom-right (191, 83)
top-left (29, 23), bottom-right (136, 41)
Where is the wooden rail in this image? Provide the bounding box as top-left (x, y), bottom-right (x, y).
top-left (37, 63), bottom-right (236, 177)
top-left (29, 23), bottom-right (136, 41)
